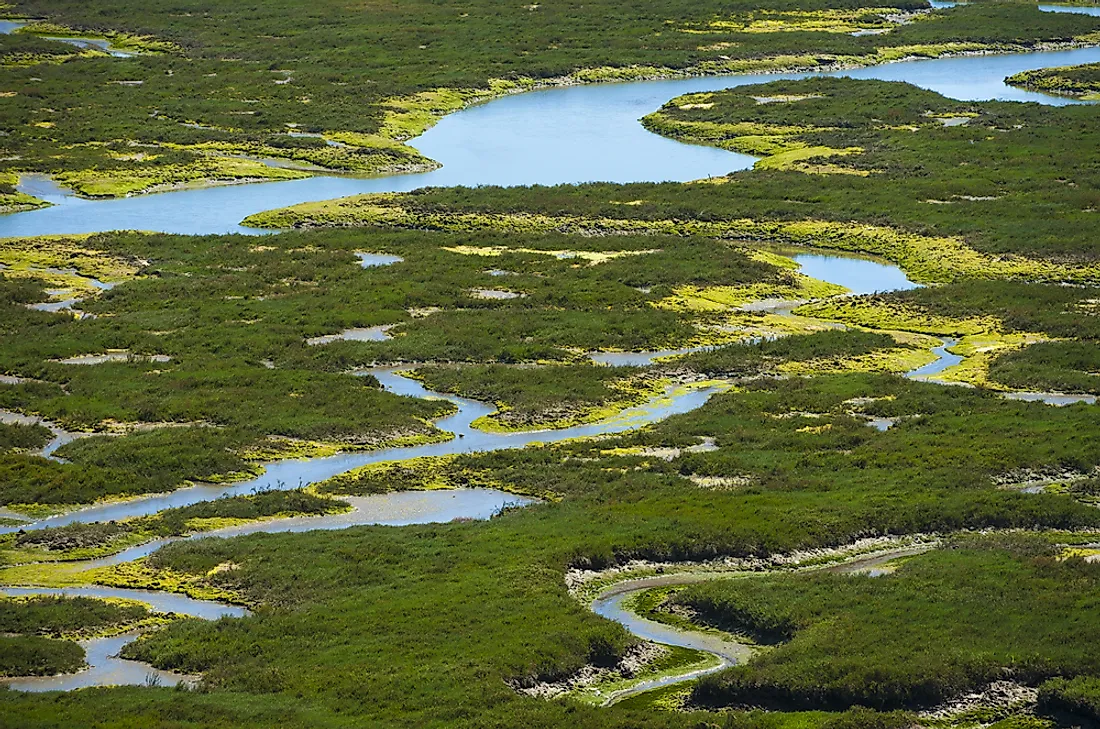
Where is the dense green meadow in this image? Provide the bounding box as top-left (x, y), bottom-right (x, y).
top-left (676, 535), bottom-right (1100, 710)
top-left (4, 372), bottom-right (1100, 725)
top-left (0, 634), bottom-right (84, 677)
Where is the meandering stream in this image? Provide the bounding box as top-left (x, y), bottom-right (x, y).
top-left (0, 370), bottom-right (721, 534)
top-left (587, 545), bottom-right (932, 705)
top-left (0, 586), bottom-right (247, 691)
top-left (2, 8), bottom-right (1099, 693)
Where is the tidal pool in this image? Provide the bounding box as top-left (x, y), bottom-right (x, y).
top-left (356, 252), bottom-right (404, 268)
top-left (306, 325), bottom-right (393, 345)
top-left (787, 250), bottom-right (919, 295)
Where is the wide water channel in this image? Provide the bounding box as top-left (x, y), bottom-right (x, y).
top-left (2, 19), bottom-right (1100, 237)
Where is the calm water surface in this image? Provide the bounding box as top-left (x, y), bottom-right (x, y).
top-left (0, 19), bottom-right (135, 56)
top-left (3, 40), bottom-right (1100, 237)
top-left (0, 586), bottom-right (247, 692)
top-left (0, 369), bottom-right (720, 533)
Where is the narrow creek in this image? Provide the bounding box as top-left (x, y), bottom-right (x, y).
top-left (587, 546), bottom-right (932, 705)
top-left (0, 370), bottom-right (720, 534)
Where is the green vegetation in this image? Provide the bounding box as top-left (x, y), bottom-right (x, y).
top-left (0, 421), bottom-right (52, 452)
top-left (3, 6), bottom-right (1100, 727)
top-left (2, 221), bottom-right (892, 507)
top-left (11, 20), bottom-right (179, 55)
top-left (2, 367), bottom-right (1100, 724)
top-left (1006, 63), bottom-right (1100, 100)
top-left (678, 534), bottom-right (1100, 711)
top-left (0, 594), bottom-right (150, 637)
top-left (1038, 677), bottom-right (1100, 723)
top-left (259, 77), bottom-right (1100, 270)
top-left (412, 365), bottom-right (670, 431)
top-left (679, 330), bottom-right (906, 376)
top-left (797, 281), bottom-right (1100, 390)
top-left (316, 454), bottom-right (516, 498)
top-left (0, 233), bottom-right (142, 288)
top-left (0, 428), bottom-right (257, 507)
top-left (0, 30), bottom-right (96, 69)
top-left (566, 644), bottom-right (722, 706)
top-left (0, 634), bottom-right (84, 677)
top-left (244, 193), bottom-right (1100, 285)
top-left (243, 76), bottom-right (1100, 393)
top-left (2, 490), bottom-right (349, 563)
top-left (0, 225), bottom-right (826, 507)
top-left (55, 156), bottom-right (312, 199)
top-left (0, 593), bottom-right (162, 678)
top-left (0, 171), bottom-right (49, 213)
top-left (2, 0), bottom-right (1099, 197)
top-left (988, 341), bottom-right (1100, 395)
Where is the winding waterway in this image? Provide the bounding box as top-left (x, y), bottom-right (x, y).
top-left (0, 369), bottom-right (721, 534)
top-left (0, 586), bottom-right (247, 692)
top-left (2, 8), bottom-right (1098, 693)
top-left (3, 31), bottom-right (1100, 237)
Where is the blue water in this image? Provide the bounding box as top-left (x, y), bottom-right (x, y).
top-left (3, 40), bottom-right (1100, 237)
top-left (789, 253), bottom-right (917, 295)
top-left (0, 369), bottom-right (720, 532)
top-left (905, 338), bottom-right (964, 378)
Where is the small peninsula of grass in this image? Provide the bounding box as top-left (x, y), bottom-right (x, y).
top-left (1006, 62), bottom-right (1100, 100)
